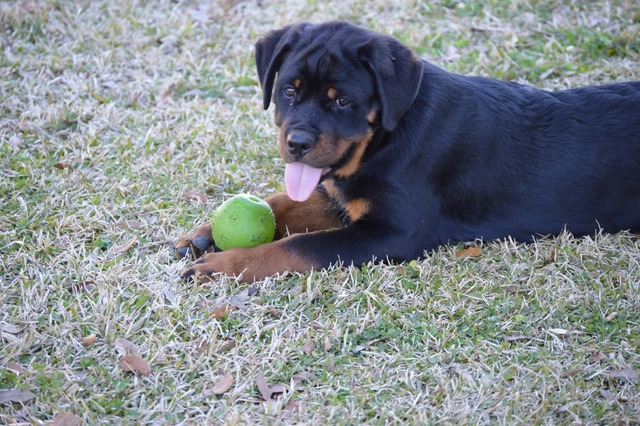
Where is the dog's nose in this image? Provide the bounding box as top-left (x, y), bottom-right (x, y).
top-left (287, 131), bottom-right (315, 158)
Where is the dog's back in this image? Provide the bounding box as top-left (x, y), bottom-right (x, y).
top-left (410, 63), bottom-right (640, 245)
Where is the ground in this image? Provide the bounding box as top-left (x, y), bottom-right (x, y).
top-left (1, 0), bottom-right (639, 424)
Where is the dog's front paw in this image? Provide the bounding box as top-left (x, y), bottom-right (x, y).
top-left (175, 223), bottom-right (214, 260)
top-left (180, 250), bottom-right (246, 282)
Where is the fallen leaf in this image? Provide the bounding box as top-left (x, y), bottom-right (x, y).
top-left (67, 280), bottom-right (95, 293)
top-left (599, 389), bottom-right (629, 402)
top-left (53, 162), bottom-right (73, 171)
top-left (455, 246), bottom-right (482, 258)
top-left (6, 361), bottom-right (24, 375)
top-left (194, 337), bottom-right (208, 354)
top-left (609, 369), bottom-right (639, 384)
top-left (293, 371), bottom-right (318, 383)
top-left (0, 322), bottom-right (25, 334)
top-left (114, 337), bottom-right (140, 356)
top-left (283, 330), bottom-right (294, 339)
top-left (547, 328), bottom-right (569, 335)
top-left (590, 351), bottom-right (605, 363)
top-left (324, 337), bottom-right (333, 352)
top-left (81, 334), bottom-right (96, 346)
top-left (163, 287), bottom-right (177, 304)
top-left (284, 398), bottom-right (303, 412)
top-left (109, 236), bottom-right (138, 255)
top-left (560, 367), bottom-right (585, 378)
top-left (211, 373), bottom-right (234, 395)
top-left (183, 190), bottom-right (207, 204)
top-left (118, 354), bottom-right (151, 375)
top-left (270, 383), bottom-right (288, 396)
top-left (547, 246), bottom-right (558, 263)
top-left (326, 356), bottom-right (335, 373)
top-left (302, 339), bottom-right (315, 356)
top-left (217, 340), bottom-right (236, 353)
top-left (0, 389), bottom-right (36, 403)
top-left (255, 373), bottom-right (272, 401)
top-left (210, 305), bottom-right (237, 319)
top-left (114, 220), bottom-right (142, 230)
top-left (48, 412), bottom-right (82, 426)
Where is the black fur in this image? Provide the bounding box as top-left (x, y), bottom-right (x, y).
top-left (254, 21), bottom-right (640, 270)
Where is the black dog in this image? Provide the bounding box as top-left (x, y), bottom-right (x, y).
top-left (177, 21), bottom-right (640, 282)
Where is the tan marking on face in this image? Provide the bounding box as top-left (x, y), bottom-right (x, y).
top-left (293, 79), bottom-right (301, 89)
top-left (345, 199), bottom-right (370, 222)
top-left (333, 130), bottom-right (374, 179)
top-left (367, 110), bottom-right (378, 124)
top-left (327, 87), bottom-right (338, 99)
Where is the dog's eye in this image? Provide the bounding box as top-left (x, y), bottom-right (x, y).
top-left (283, 87), bottom-right (297, 98)
top-left (336, 97), bottom-right (351, 108)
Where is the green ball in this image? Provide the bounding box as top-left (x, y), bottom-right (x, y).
top-left (211, 194), bottom-right (276, 251)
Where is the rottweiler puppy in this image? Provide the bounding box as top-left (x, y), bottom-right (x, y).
top-left (177, 21), bottom-right (640, 282)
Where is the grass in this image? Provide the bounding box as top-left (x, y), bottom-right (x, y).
top-left (1, 0), bottom-right (639, 424)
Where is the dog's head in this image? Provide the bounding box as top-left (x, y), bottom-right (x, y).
top-left (255, 21), bottom-right (423, 201)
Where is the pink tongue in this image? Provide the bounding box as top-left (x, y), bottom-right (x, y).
top-left (285, 162), bottom-right (323, 202)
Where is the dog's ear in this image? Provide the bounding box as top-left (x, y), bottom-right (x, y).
top-left (255, 23), bottom-right (308, 110)
top-left (359, 36), bottom-right (424, 131)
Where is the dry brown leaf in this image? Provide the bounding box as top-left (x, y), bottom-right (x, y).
top-left (590, 351), bottom-right (605, 363)
top-left (114, 219), bottom-right (143, 230)
top-left (609, 369), bottom-right (639, 384)
top-left (217, 340), bottom-right (236, 353)
top-left (255, 373), bottom-right (272, 401)
top-left (114, 337), bottom-right (140, 356)
top-left (81, 334), bottom-right (96, 347)
top-left (183, 190), bottom-right (207, 204)
top-left (0, 322), bottom-right (25, 334)
top-left (6, 361), bottom-right (24, 375)
top-left (211, 373), bottom-right (234, 395)
top-left (455, 246), bottom-right (482, 258)
top-left (210, 305), bottom-right (237, 319)
top-left (53, 162), bottom-right (73, 171)
top-left (293, 371), bottom-right (318, 383)
top-left (547, 247), bottom-right (558, 263)
top-left (284, 398), bottom-right (302, 412)
top-left (599, 389), bottom-right (629, 402)
top-left (118, 354), bottom-right (151, 375)
top-left (560, 367), bottom-right (585, 378)
top-left (109, 236), bottom-right (138, 255)
top-left (270, 383), bottom-right (288, 396)
top-left (48, 412), bottom-right (82, 426)
top-left (324, 337), bottom-right (333, 352)
top-left (302, 339), bottom-right (315, 356)
top-left (0, 388), bottom-right (36, 403)
top-left (327, 356), bottom-right (335, 373)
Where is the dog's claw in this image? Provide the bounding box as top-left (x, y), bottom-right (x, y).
top-left (180, 267), bottom-right (196, 283)
top-left (192, 235), bottom-right (213, 252)
top-left (176, 245), bottom-right (191, 260)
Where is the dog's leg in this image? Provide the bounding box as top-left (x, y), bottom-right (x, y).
top-left (180, 219), bottom-right (405, 283)
top-left (175, 190), bottom-right (343, 260)
top-left (265, 190), bottom-right (344, 238)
